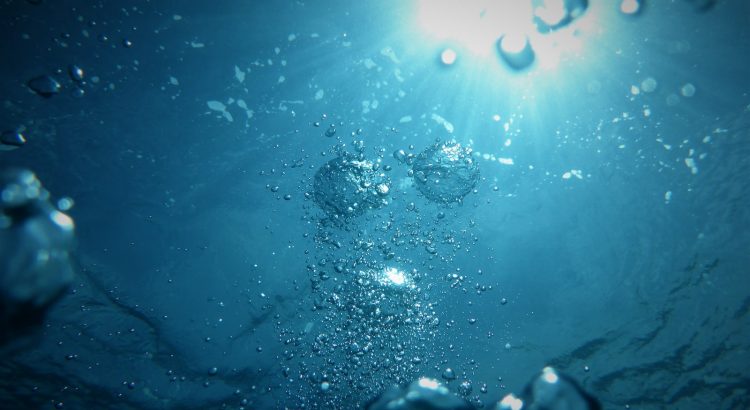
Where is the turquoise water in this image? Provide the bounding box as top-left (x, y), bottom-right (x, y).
top-left (1, 0), bottom-right (748, 408)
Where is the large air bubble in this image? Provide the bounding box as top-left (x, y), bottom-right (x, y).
top-left (411, 141), bottom-right (479, 203)
top-left (313, 154), bottom-right (390, 217)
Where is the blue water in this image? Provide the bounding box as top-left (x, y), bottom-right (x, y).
top-left (1, 0), bottom-right (749, 409)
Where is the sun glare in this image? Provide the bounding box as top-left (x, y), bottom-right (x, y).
top-left (416, 0), bottom-right (534, 57)
top-left (415, 0), bottom-right (597, 70)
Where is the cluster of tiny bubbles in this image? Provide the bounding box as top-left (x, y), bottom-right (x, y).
top-left (293, 198), bottom-right (451, 406)
top-left (289, 132), bottom-right (495, 407)
top-left (27, 58), bottom-right (119, 100)
top-left (312, 150), bottom-right (391, 218)
top-left (408, 140), bottom-right (480, 204)
top-left (25, 62), bottom-right (94, 99)
top-left (277, 258), bottom-right (441, 407)
top-left (457, 380), bottom-right (473, 396)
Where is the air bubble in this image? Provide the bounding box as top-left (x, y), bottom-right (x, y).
top-left (324, 124), bottom-right (336, 137)
top-left (68, 65), bottom-right (84, 82)
top-left (313, 155), bottom-right (390, 217)
top-left (411, 141), bottom-right (479, 203)
top-left (442, 368), bottom-right (457, 380)
top-left (27, 75), bottom-right (61, 98)
top-left (1, 131), bottom-right (26, 148)
top-left (458, 380), bottom-right (473, 396)
top-left (680, 83), bottom-right (696, 97)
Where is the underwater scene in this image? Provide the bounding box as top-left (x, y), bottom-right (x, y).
top-left (1, 0), bottom-right (749, 409)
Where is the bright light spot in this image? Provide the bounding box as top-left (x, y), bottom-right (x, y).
top-left (534, 0), bottom-right (567, 26)
top-left (620, 0), bottom-right (641, 15)
top-left (500, 33), bottom-right (529, 54)
top-left (440, 142), bottom-right (463, 161)
top-left (51, 210), bottom-right (74, 231)
top-left (416, 0), bottom-right (534, 56)
top-left (383, 267), bottom-right (406, 286)
top-left (416, 0), bottom-right (596, 70)
top-left (441, 48), bottom-right (457, 65)
top-left (499, 394), bottom-right (524, 410)
top-left (417, 378), bottom-right (440, 390)
top-left (542, 367), bottom-right (559, 384)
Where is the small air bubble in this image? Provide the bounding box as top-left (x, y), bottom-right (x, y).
top-left (57, 197), bottom-right (74, 211)
top-left (440, 48), bottom-right (457, 65)
top-left (680, 83), bottom-right (696, 97)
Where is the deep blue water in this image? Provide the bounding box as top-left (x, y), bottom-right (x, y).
top-left (1, 0), bottom-right (749, 409)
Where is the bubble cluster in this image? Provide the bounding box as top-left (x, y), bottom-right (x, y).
top-left (411, 141), bottom-right (480, 203)
top-left (286, 140), bottom-right (486, 407)
top-left (289, 260), bottom-right (439, 407)
top-left (313, 154), bottom-right (390, 217)
top-left (342, 267), bottom-right (429, 328)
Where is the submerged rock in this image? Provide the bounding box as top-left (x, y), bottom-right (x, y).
top-left (411, 141), bottom-right (479, 203)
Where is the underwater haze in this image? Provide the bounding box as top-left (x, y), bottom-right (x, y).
top-left (1, 0), bottom-right (749, 409)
